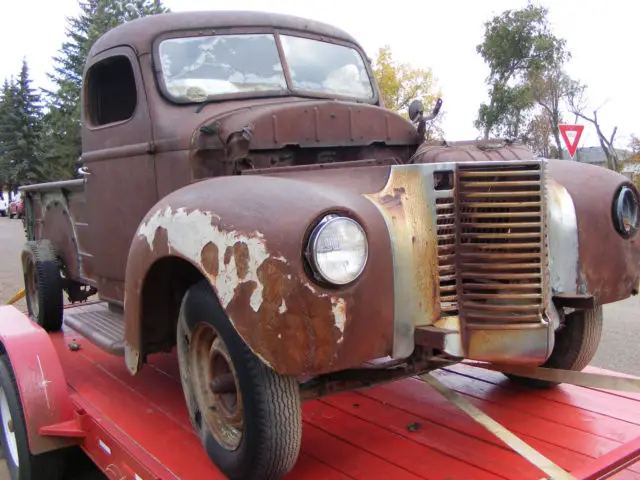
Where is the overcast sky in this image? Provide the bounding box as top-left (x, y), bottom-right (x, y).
top-left (1, 0), bottom-right (635, 149)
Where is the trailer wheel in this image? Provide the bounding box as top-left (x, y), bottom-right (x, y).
top-left (0, 355), bottom-right (68, 480)
top-left (22, 241), bottom-right (63, 332)
top-left (506, 306), bottom-right (603, 388)
top-left (176, 280), bottom-right (302, 480)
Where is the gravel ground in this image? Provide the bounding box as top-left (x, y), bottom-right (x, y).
top-left (0, 215), bottom-right (638, 477)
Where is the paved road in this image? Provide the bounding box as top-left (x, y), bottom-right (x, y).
top-left (0, 215), bottom-right (638, 477)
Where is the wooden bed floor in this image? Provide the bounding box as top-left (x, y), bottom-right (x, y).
top-left (50, 319), bottom-right (640, 480)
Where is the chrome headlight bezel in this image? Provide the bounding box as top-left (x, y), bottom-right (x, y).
top-left (613, 184), bottom-right (640, 238)
top-left (305, 214), bottom-right (369, 286)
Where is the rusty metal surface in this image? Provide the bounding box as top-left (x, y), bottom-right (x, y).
top-left (80, 45), bottom-right (157, 302)
top-left (456, 161), bottom-right (547, 327)
top-left (189, 100), bottom-right (418, 178)
top-left (364, 165), bottom-right (440, 358)
top-left (25, 187), bottom-right (88, 284)
top-left (193, 100), bottom-right (419, 150)
top-left (89, 10), bottom-right (362, 59)
top-left (20, 179), bottom-right (84, 193)
top-left (547, 160), bottom-right (640, 305)
top-left (72, 12), bottom-right (419, 305)
top-left (20, 8), bottom-right (640, 380)
top-left (410, 140), bottom-right (535, 164)
top-left (408, 159), bottom-right (553, 365)
top-left (299, 347), bottom-right (456, 401)
top-left (124, 173), bottom-right (395, 376)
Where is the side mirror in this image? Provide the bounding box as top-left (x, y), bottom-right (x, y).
top-left (411, 97), bottom-right (443, 143)
top-left (408, 99), bottom-right (424, 122)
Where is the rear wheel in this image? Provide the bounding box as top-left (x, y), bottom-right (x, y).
top-left (0, 355), bottom-right (68, 480)
top-left (506, 306), bottom-right (603, 388)
top-left (176, 280), bottom-right (302, 480)
top-left (22, 240), bottom-right (63, 332)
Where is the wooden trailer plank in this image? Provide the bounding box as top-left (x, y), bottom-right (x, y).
top-left (44, 307), bottom-right (640, 479)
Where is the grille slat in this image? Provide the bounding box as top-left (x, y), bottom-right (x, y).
top-left (435, 161), bottom-right (546, 325)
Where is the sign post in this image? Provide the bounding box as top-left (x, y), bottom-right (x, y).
top-left (558, 124), bottom-right (584, 159)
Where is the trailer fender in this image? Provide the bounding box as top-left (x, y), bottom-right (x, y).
top-left (123, 174), bottom-right (396, 377)
top-left (0, 306), bottom-right (77, 455)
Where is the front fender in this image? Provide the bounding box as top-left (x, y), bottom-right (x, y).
top-left (547, 160), bottom-right (640, 305)
top-left (123, 174), bottom-right (395, 376)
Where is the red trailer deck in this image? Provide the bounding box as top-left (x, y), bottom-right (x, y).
top-left (2, 301), bottom-right (640, 480)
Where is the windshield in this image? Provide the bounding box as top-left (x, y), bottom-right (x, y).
top-left (157, 33), bottom-right (374, 103)
top-left (280, 35), bottom-right (373, 99)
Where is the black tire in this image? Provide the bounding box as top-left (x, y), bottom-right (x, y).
top-left (506, 306), bottom-right (603, 388)
top-left (0, 355), bottom-right (68, 480)
top-left (22, 240), bottom-right (63, 332)
top-left (177, 280), bottom-right (302, 480)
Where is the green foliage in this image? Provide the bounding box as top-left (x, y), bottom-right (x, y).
top-left (40, 0), bottom-right (169, 180)
top-left (475, 3), bottom-right (569, 140)
top-left (371, 45), bottom-right (444, 139)
top-left (627, 135), bottom-right (640, 162)
top-left (0, 60), bottom-right (44, 190)
top-left (0, 1), bottom-right (169, 186)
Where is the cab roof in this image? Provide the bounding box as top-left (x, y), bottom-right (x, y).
top-left (88, 10), bottom-right (362, 58)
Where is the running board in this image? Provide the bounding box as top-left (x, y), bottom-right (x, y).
top-left (64, 303), bottom-right (125, 356)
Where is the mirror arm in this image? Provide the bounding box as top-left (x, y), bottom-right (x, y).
top-left (415, 98), bottom-right (443, 143)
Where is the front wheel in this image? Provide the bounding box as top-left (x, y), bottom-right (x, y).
top-left (176, 280), bottom-right (302, 480)
top-left (506, 306), bottom-right (603, 388)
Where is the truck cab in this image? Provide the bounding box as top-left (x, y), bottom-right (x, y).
top-left (17, 10), bottom-right (640, 480)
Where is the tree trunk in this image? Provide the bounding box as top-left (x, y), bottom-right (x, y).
top-left (552, 128), bottom-right (563, 159)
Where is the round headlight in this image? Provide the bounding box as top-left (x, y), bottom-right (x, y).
top-left (613, 185), bottom-right (640, 237)
top-left (307, 214), bottom-right (368, 285)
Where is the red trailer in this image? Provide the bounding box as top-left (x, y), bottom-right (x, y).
top-left (0, 301), bottom-right (639, 480)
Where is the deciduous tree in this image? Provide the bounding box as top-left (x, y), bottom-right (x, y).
top-left (527, 67), bottom-right (581, 159)
top-left (475, 4), bottom-right (569, 140)
top-left (372, 45), bottom-right (444, 140)
top-left (567, 84), bottom-right (620, 171)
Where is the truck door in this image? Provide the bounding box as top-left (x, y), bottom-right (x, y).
top-left (79, 46), bottom-right (157, 304)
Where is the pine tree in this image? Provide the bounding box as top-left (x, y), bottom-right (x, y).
top-left (12, 60), bottom-right (44, 185)
top-left (41, 0), bottom-right (169, 180)
top-left (0, 60), bottom-right (44, 190)
top-left (0, 78), bottom-right (18, 192)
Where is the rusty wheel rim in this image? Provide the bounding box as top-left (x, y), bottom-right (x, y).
top-left (189, 323), bottom-right (244, 451)
top-left (25, 257), bottom-right (38, 320)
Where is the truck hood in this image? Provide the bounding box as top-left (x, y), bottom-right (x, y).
top-left (190, 98), bottom-right (421, 153)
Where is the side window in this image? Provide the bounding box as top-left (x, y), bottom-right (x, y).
top-left (86, 55), bottom-right (138, 126)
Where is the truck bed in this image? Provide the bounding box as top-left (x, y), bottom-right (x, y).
top-left (49, 302), bottom-right (640, 479)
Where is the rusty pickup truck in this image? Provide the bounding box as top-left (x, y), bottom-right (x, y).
top-left (17, 10), bottom-right (640, 480)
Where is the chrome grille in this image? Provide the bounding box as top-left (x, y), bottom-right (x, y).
top-left (436, 196), bottom-right (458, 315)
top-left (456, 162), bottom-right (545, 327)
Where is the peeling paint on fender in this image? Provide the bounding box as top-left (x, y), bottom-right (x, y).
top-left (302, 281), bottom-right (349, 342)
top-left (138, 206), bottom-right (274, 313)
top-left (331, 297), bottom-right (347, 342)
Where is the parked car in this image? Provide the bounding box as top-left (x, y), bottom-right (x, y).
top-left (14, 10), bottom-right (640, 480)
top-left (0, 193), bottom-right (7, 217)
top-left (8, 191), bottom-right (23, 219)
